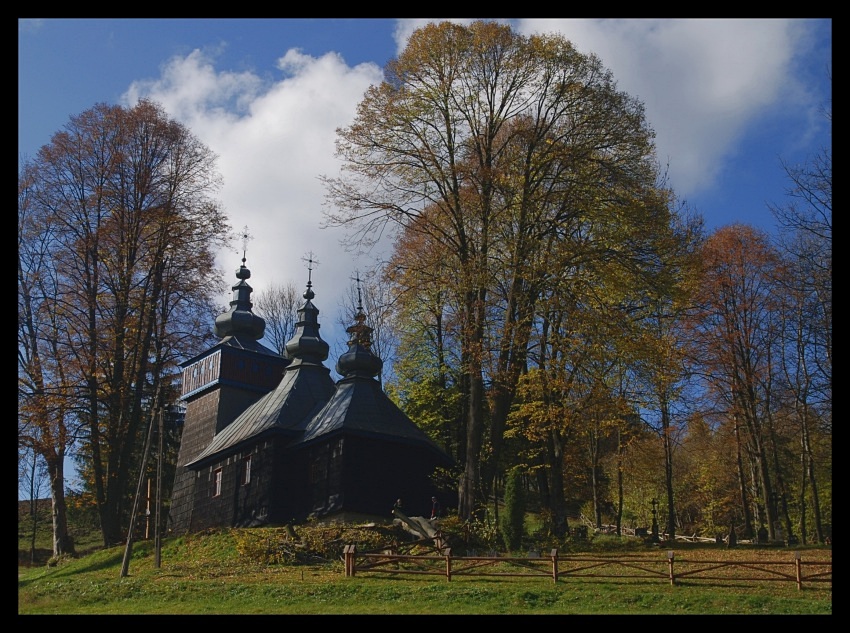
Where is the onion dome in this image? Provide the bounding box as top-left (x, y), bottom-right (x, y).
top-left (284, 277), bottom-right (330, 365)
top-left (336, 291), bottom-right (383, 379)
top-left (214, 257), bottom-right (266, 340)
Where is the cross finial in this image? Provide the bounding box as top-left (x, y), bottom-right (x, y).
top-left (352, 270), bottom-right (363, 311)
top-left (239, 225), bottom-right (253, 264)
top-left (302, 252), bottom-right (319, 287)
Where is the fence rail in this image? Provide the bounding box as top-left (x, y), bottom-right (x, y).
top-left (342, 545), bottom-right (831, 590)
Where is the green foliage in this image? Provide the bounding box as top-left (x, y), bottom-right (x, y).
top-left (500, 469), bottom-right (527, 552)
top-left (386, 337), bottom-right (464, 461)
top-left (430, 465), bottom-right (462, 500)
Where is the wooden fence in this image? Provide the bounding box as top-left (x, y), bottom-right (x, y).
top-left (342, 545), bottom-right (831, 591)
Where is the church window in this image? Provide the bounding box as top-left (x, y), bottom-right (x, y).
top-left (213, 468), bottom-right (223, 497)
top-left (242, 455), bottom-right (252, 485)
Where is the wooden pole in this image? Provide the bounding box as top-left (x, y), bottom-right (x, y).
top-left (551, 548), bottom-right (558, 583)
top-left (794, 551), bottom-right (802, 591)
top-left (668, 550), bottom-right (675, 585)
top-left (120, 402), bottom-right (157, 578)
top-left (145, 478), bottom-right (151, 540)
top-left (154, 407), bottom-right (163, 568)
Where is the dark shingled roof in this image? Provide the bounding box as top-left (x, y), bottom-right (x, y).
top-left (214, 258), bottom-right (267, 341)
top-left (212, 334), bottom-right (281, 357)
top-left (186, 363), bottom-right (334, 467)
top-left (293, 373), bottom-right (450, 463)
top-left (291, 290), bottom-right (452, 463)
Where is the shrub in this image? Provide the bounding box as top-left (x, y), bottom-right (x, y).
top-left (231, 523), bottom-right (411, 565)
top-left (439, 514), bottom-right (500, 554)
top-left (500, 468), bottom-right (526, 552)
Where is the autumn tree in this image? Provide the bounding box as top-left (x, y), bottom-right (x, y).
top-left (687, 224), bottom-right (787, 540)
top-left (18, 445), bottom-right (50, 563)
top-left (19, 100), bottom-right (230, 546)
top-left (18, 163), bottom-right (78, 557)
top-left (773, 256), bottom-right (830, 543)
top-left (627, 299), bottom-right (693, 542)
top-left (383, 212), bottom-right (468, 466)
top-left (323, 21), bottom-right (664, 519)
top-left (674, 412), bottom-right (740, 537)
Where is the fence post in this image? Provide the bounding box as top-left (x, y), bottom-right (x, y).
top-left (347, 544), bottom-right (357, 577)
top-left (794, 551), bottom-right (802, 591)
top-left (667, 550), bottom-right (675, 585)
top-left (445, 547), bottom-right (452, 581)
top-left (551, 548), bottom-right (559, 583)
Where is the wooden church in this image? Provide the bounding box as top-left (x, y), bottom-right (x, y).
top-left (168, 257), bottom-right (454, 533)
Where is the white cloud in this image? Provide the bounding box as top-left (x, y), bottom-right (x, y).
top-left (122, 46), bottom-right (385, 353)
top-left (515, 18), bottom-right (811, 198)
top-left (395, 18), bottom-right (820, 200)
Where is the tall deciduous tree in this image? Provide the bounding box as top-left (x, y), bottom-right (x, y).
top-left (688, 224), bottom-right (785, 540)
top-left (19, 99), bottom-right (230, 547)
top-left (384, 212), bottom-right (467, 465)
top-left (18, 163), bottom-right (78, 557)
top-left (322, 21), bottom-right (662, 519)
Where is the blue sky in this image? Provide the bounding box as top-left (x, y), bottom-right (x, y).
top-left (19, 17), bottom-right (832, 357)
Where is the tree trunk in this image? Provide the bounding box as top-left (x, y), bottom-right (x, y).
top-left (732, 410), bottom-right (755, 538)
top-left (800, 408), bottom-right (824, 543)
top-left (616, 428), bottom-right (624, 537)
top-left (589, 425), bottom-right (602, 529)
top-left (46, 455), bottom-right (75, 558)
top-left (28, 457), bottom-right (39, 564)
top-left (459, 369), bottom-right (484, 521)
top-left (660, 394), bottom-right (676, 541)
top-left (546, 429), bottom-right (569, 537)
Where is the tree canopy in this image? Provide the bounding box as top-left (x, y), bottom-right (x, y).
top-left (18, 99), bottom-right (231, 548)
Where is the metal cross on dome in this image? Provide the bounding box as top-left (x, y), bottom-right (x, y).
top-left (352, 270), bottom-right (363, 311)
top-left (302, 252), bottom-right (319, 287)
top-left (239, 225), bottom-right (253, 264)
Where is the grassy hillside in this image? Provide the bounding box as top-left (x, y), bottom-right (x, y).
top-left (18, 497), bottom-right (104, 566)
top-left (19, 500), bottom-right (832, 615)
